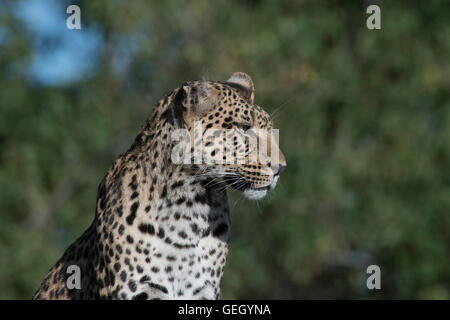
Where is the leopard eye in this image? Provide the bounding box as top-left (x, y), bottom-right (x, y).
top-left (234, 123), bottom-right (251, 131)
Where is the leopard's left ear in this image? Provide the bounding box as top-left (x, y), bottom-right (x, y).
top-left (226, 72), bottom-right (254, 104)
top-left (184, 82), bottom-right (220, 119)
top-left (164, 82), bottom-right (220, 127)
top-left (163, 86), bottom-right (188, 128)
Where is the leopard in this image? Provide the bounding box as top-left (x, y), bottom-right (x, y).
top-left (32, 72), bottom-right (286, 300)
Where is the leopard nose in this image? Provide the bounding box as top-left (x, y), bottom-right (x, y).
top-left (273, 163), bottom-right (286, 176)
top-left (278, 163), bottom-right (287, 175)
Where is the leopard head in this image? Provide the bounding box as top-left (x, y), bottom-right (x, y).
top-left (166, 72), bottom-right (286, 200)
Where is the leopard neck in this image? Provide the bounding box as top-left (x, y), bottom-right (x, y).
top-left (111, 116), bottom-right (230, 242)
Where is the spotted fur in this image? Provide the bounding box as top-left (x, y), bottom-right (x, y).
top-left (33, 72), bottom-right (286, 300)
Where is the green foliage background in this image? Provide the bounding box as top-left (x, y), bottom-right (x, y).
top-left (0, 0), bottom-right (449, 299)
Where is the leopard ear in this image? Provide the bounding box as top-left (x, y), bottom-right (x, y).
top-left (163, 87), bottom-right (188, 128)
top-left (226, 72), bottom-right (254, 104)
top-left (183, 82), bottom-right (220, 119)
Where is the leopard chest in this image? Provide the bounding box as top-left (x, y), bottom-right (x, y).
top-left (108, 200), bottom-right (230, 300)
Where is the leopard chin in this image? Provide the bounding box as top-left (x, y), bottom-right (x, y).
top-left (222, 174), bottom-right (279, 200)
top-left (242, 186), bottom-right (269, 200)
top-left (242, 175), bottom-right (280, 200)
